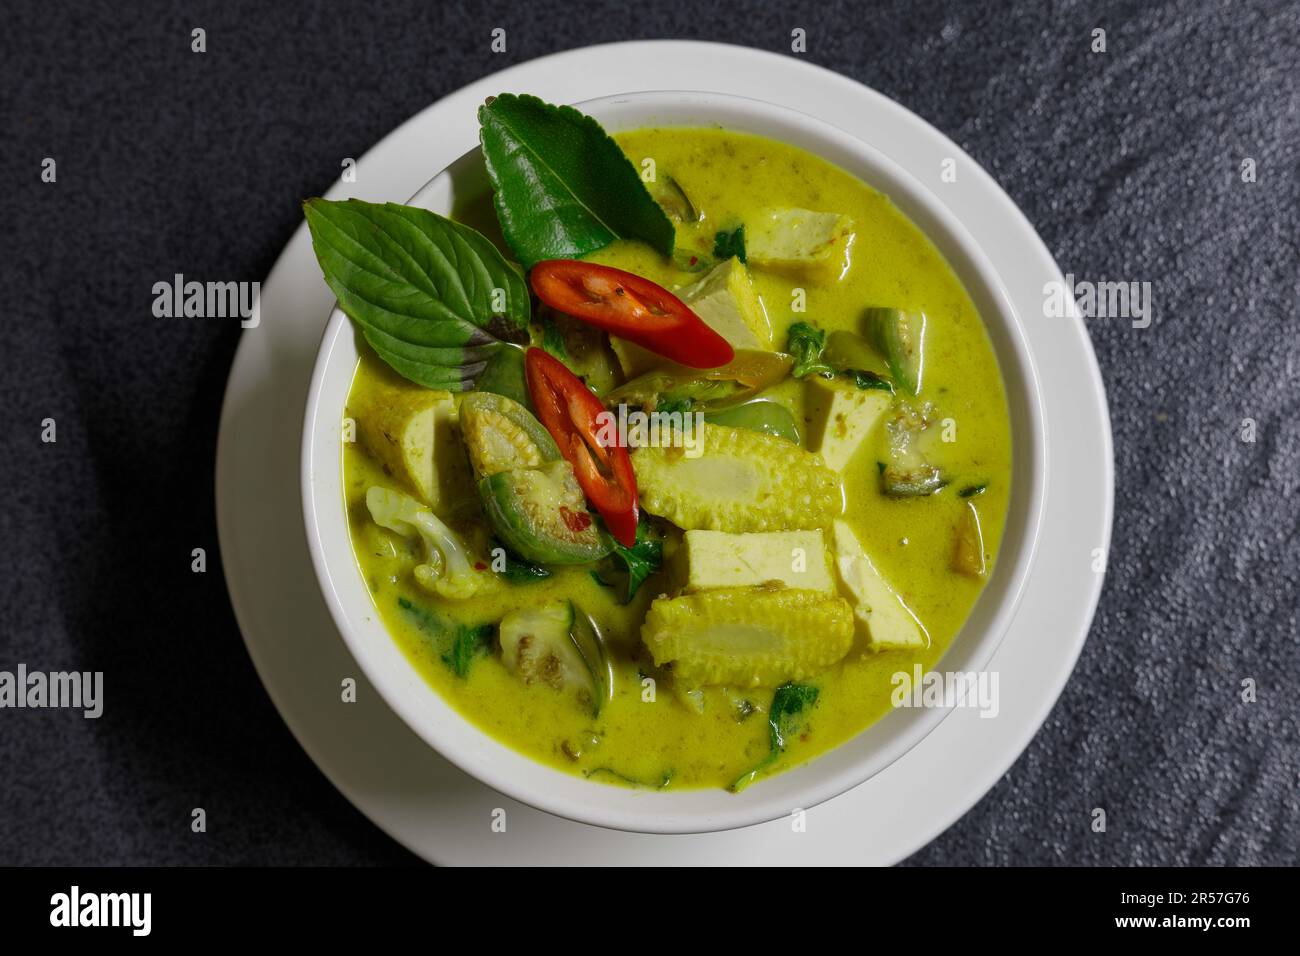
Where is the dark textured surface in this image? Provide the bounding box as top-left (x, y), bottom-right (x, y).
top-left (2, 0), bottom-right (1297, 866)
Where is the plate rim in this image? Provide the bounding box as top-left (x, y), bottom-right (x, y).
top-left (216, 38), bottom-right (1113, 865)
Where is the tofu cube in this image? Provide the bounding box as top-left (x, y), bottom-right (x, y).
top-left (675, 529), bottom-right (835, 594)
top-left (350, 374), bottom-right (474, 515)
top-left (803, 376), bottom-right (892, 472)
top-left (610, 258), bottom-right (772, 378)
top-left (746, 208), bottom-right (855, 280)
top-left (829, 520), bottom-right (929, 651)
top-left (608, 337), bottom-right (661, 380)
top-left (678, 258), bottom-right (773, 350)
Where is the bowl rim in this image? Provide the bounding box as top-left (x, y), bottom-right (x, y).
top-left (300, 89), bottom-right (1047, 834)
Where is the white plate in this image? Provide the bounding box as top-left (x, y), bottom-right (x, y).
top-left (216, 40), bottom-right (1111, 864)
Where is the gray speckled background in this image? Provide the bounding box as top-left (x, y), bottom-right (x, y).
top-left (1, 0), bottom-right (1297, 866)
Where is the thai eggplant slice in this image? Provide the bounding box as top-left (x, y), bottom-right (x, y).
top-left (863, 308), bottom-right (926, 396)
top-left (952, 500), bottom-right (988, 578)
top-left (499, 600), bottom-right (605, 715)
top-left (880, 400), bottom-right (947, 497)
top-left (651, 175), bottom-right (701, 223)
top-left (459, 391), bottom-right (559, 479)
top-left (478, 460), bottom-right (612, 565)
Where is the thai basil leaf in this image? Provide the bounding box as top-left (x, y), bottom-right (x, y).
top-left (713, 225), bottom-right (747, 263)
top-left (540, 314), bottom-right (568, 361)
top-left (848, 369), bottom-right (895, 393)
top-left (397, 597), bottom-right (494, 679)
top-left (607, 519), bottom-right (663, 603)
top-left (786, 321), bottom-right (834, 379)
top-left (443, 623), bottom-right (495, 678)
top-left (491, 540), bottom-right (553, 584)
top-left (477, 94), bottom-right (676, 268)
top-left (303, 198), bottom-right (530, 390)
top-left (730, 681), bottom-right (820, 792)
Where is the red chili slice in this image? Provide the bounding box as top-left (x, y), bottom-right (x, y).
top-left (530, 260), bottom-right (734, 369)
top-left (524, 347), bottom-right (639, 547)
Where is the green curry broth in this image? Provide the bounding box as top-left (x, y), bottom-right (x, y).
top-left (341, 126), bottom-right (1012, 790)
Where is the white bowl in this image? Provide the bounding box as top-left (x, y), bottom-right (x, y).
top-left (302, 90), bottom-right (1046, 834)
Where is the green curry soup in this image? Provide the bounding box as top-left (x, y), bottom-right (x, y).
top-left (335, 119), bottom-right (1011, 791)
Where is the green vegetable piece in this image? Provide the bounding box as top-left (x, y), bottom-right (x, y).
top-left (478, 461), bottom-right (613, 565)
top-left (570, 604), bottom-right (615, 711)
top-left (863, 308), bottom-right (927, 395)
top-left (540, 314), bottom-right (568, 361)
top-left (823, 330), bottom-right (880, 373)
top-left (490, 540), bottom-right (553, 584)
top-left (813, 330), bottom-right (896, 393)
top-left (705, 400), bottom-right (800, 444)
top-left (731, 682), bottom-right (821, 792)
top-left (303, 199), bottom-right (530, 391)
top-left (952, 501), bottom-right (988, 579)
top-left (958, 483), bottom-right (988, 498)
top-left (785, 321), bottom-right (835, 379)
top-left (444, 623), bottom-right (495, 677)
top-left (459, 391), bottom-right (559, 479)
top-left (653, 176), bottom-right (700, 223)
top-left (474, 346), bottom-right (532, 408)
top-left (478, 94), bottom-right (675, 268)
top-left (397, 597), bottom-right (494, 679)
top-left (657, 379), bottom-right (743, 411)
top-left (880, 401), bottom-right (946, 497)
top-left (604, 350), bottom-right (794, 414)
top-left (713, 225), bottom-right (747, 263)
top-left (881, 463), bottom-right (947, 497)
top-left (499, 600), bottom-right (608, 715)
top-left (605, 518), bottom-right (664, 603)
top-left (653, 395), bottom-right (695, 416)
top-left (850, 370), bottom-right (894, 392)
top-left (585, 767), bottom-right (674, 789)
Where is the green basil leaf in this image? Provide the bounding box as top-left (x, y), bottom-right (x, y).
top-left (847, 369), bottom-right (895, 393)
top-left (478, 94), bottom-right (676, 268)
top-left (303, 198), bottom-right (530, 390)
top-left (397, 597), bottom-right (495, 679)
top-left (730, 681), bottom-right (819, 792)
top-left (786, 321), bottom-right (834, 379)
top-left (713, 225), bottom-right (747, 263)
top-left (607, 519), bottom-right (663, 603)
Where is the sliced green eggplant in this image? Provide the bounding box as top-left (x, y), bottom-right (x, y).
top-left (652, 175), bottom-right (701, 223)
top-left (823, 329), bottom-right (892, 383)
top-left (880, 400), bottom-right (946, 497)
top-left (459, 391), bottom-right (560, 479)
top-left (881, 463), bottom-right (947, 497)
top-left (478, 461), bottom-right (613, 565)
top-left (499, 600), bottom-right (608, 715)
top-left (570, 605), bottom-right (615, 711)
top-left (863, 308), bottom-right (926, 395)
top-left (705, 400), bottom-right (800, 444)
